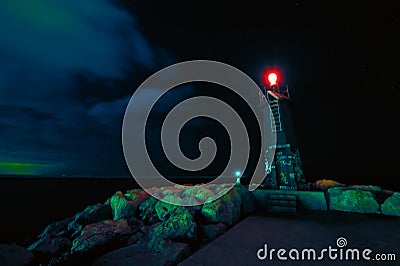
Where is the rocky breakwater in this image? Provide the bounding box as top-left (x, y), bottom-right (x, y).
top-left (313, 179), bottom-right (400, 216)
top-left (0, 184), bottom-right (257, 266)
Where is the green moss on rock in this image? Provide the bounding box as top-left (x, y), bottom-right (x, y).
top-left (351, 185), bottom-right (383, 194)
top-left (381, 192), bottom-right (400, 216)
top-left (328, 188), bottom-right (379, 214)
top-left (110, 190), bottom-right (148, 220)
top-left (71, 219), bottom-right (131, 254)
top-left (155, 201), bottom-right (182, 221)
top-left (149, 207), bottom-right (196, 241)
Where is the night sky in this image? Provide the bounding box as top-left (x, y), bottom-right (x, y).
top-left (0, 1), bottom-right (399, 189)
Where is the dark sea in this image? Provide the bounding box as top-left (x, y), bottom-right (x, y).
top-left (0, 175), bottom-right (221, 245)
top-left (0, 177), bottom-right (138, 245)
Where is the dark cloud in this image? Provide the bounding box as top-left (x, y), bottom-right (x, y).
top-left (0, 1), bottom-right (163, 176)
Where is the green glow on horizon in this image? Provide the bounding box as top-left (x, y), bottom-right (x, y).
top-left (0, 162), bottom-right (54, 175)
top-left (3, 1), bottom-right (77, 31)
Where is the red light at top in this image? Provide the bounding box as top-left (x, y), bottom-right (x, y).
top-left (264, 70), bottom-right (280, 86)
top-left (268, 73), bottom-right (278, 86)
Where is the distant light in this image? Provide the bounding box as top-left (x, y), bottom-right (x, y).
top-left (268, 73), bottom-right (278, 86)
top-left (234, 171), bottom-right (241, 177)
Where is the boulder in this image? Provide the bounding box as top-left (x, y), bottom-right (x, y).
top-left (71, 219), bottom-right (131, 254)
top-left (195, 188), bottom-right (215, 202)
top-left (351, 185), bottom-right (383, 194)
top-left (251, 190), bottom-right (269, 209)
top-left (68, 221), bottom-right (83, 239)
top-left (75, 203), bottom-right (112, 225)
top-left (155, 201), bottom-right (194, 222)
top-left (110, 190), bottom-right (149, 220)
top-left (148, 207), bottom-right (197, 241)
top-left (161, 195), bottom-right (184, 205)
top-left (37, 216), bottom-right (73, 238)
top-left (201, 197), bottom-right (239, 225)
top-left (235, 185), bottom-right (257, 215)
top-left (28, 216), bottom-right (73, 257)
top-left (128, 232), bottom-right (144, 245)
top-left (181, 196), bottom-right (202, 208)
top-left (315, 179), bottom-right (346, 191)
top-left (127, 217), bottom-right (144, 233)
top-left (68, 203), bottom-right (112, 239)
top-left (201, 223), bottom-right (227, 242)
top-left (155, 201), bottom-right (180, 221)
top-left (93, 239), bottom-right (189, 266)
top-left (224, 187), bottom-right (242, 214)
top-left (201, 186), bottom-right (243, 225)
top-left (139, 196), bottom-right (160, 225)
top-left (0, 244), bottom-right (33, 266)
top-left (381, 192), bottom-right (400, 216)
top-left (327, 187), bottom-right (380, 214)
top-left (28, 235), bottom-right (71, 256)
top-left (161, 186), bottom-right (183, 197)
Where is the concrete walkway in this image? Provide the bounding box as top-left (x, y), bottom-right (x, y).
top-left (180, 212), bottom-right (400, 265)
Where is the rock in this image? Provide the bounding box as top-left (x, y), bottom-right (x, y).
top-left (28, 235), bottom-right (71, 256)
top-left (68, 221), bottom-right (83, 239)
top-left (155, 201), bottom-right (189, 221)
top-left (93, 239), bottom-right (189, 266)
top-left (201, 188), bottom-right (242, 225)
top-left (251, 190), bottom-right (269, 209)
top-left (351, 185), bottom-right (383, 194)
top-left (201, 223), bottom-right (227, 242)
top-left (127, 217), bottom-right (144, 233)
top-left (128, 232), bottom-right (144, 245)
top-left (68, 203), bottom-right (112, 239)
top-left (205, 199), bottom-right (235, 225)
top-left (146, 187), bottom-right (164, 199)
top-left (207, 183), bottom-right (232, 196)
top-left (148, 207), bottom-right (197, 241)
top-left (110, 190), bottom-right (149, 220)
top-left (315, 179), bottom-right (345, 191)
top-left (0, 244), bottom-right (33, 266)
top-left (161, 195), bottom-right (184, 205)
top-left (182, 196), bottom-right (202, 208)
top-left (381, 192), bottom-right (400, 216)
top-left (75, 203), bottom-right (112, 225)
top-left (38, 217), bottom-right (73, 238)
top-left (225, 187), bottom-right (242, 214)
top-left (161, 186), bottom-right (183, 197)
top-left (195, 188), bottom-right (215, 202)
top-left (327, 187), bottom-right (380, 214)
top-left (28, 217), bottom-right (74, 258)
top-left (52, 238), bottom-right (71, 251)
top-left (139, 196), bottom-right (160, 225)
top-left (235, 185), bottom-right (257, 215)
top-left (71, 219), bottom-right (131, 254)
top-left (68, 220), bottom-right (82, 236)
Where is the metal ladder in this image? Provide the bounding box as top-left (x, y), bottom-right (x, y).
top-left (269, 99), bottom-right (282, 133)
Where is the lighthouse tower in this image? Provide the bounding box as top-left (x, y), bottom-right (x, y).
top-left (260, 71), bottom-right (307, 190)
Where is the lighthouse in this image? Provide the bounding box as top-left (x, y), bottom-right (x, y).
top-left (260, 71), bottom-right (307, 190)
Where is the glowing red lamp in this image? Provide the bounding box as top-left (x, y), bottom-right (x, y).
top-left (268, 73), bottom-right (278, 86)
top-left (264, 70), bottom-right (280, 87)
